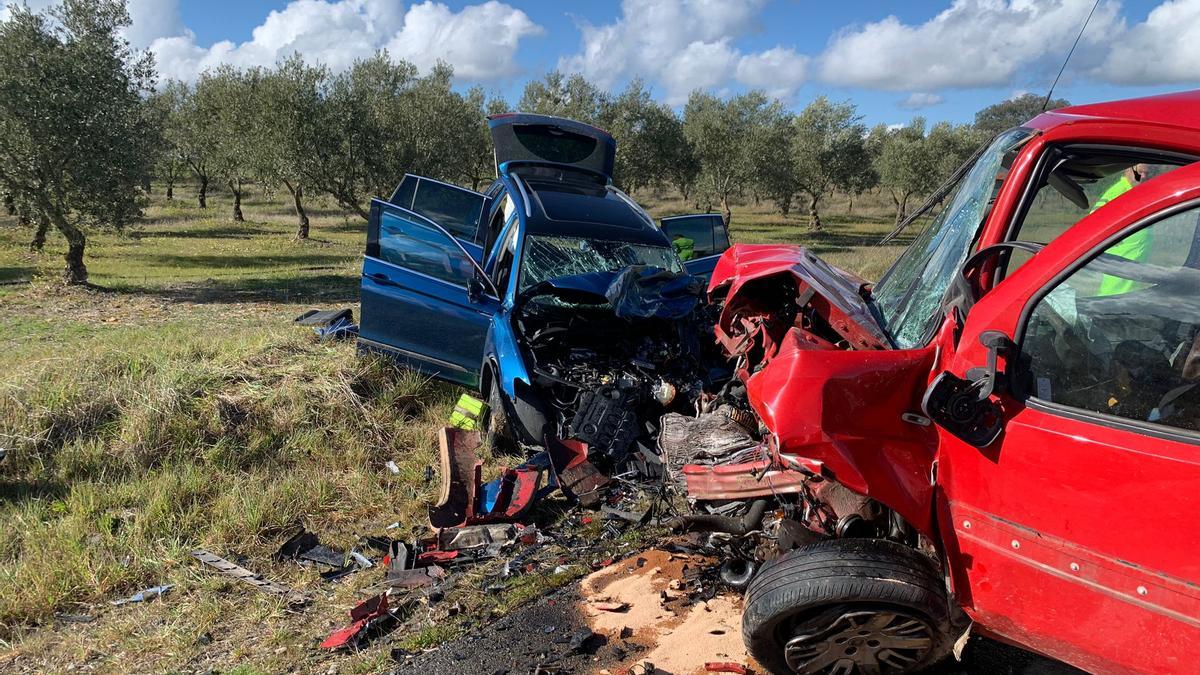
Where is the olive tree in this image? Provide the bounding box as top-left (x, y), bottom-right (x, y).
top-left (518, 71), bottom-right (610, 125)
top-left (790, 97), bottom-right (870, 231)
top-left (257, 55), bottom-right (326, 237)
top-left (0, 0), bottom-right (155, 284)
top-left (146, 80), bottom-right (189, 200)
top-left (194, 66), bottom-right (262, 222)
top-left (683, 91), bottom-right (774, 225)
top-left (876, 118), bottom-right (940, 226)
top-left (973, 93), bottom-right (1069, 137)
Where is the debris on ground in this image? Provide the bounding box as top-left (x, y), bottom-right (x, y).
top-left (294, 308), bottom-right (358, 340)
top-left (191, 550), bottom-right (307, 606)
top-left (320, 592), bottom-right (396, 650)
top-left (110, 584), bottom-right (173, 606)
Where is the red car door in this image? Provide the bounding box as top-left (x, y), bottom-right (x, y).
top-left (933, 164), bottom-right (1200, 674)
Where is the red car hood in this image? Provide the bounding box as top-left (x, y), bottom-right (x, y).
top-left (699, 244), bottom-right (939, 534)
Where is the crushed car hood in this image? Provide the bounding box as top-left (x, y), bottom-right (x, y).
top-left (707, 244), bottom-right (890, 351)
top-left (522, 266), bottom-right (704, 320)
top-left (703, 245), bottom-right (940, 534)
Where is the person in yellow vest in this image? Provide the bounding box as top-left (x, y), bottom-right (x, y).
top-left (672, 233), bottom-right (695, 261)
top-left (1093, 164), bottom-right (1153, 296)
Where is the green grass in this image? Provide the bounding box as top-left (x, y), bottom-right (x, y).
top-left (0, 182), bottom-right (900, 673)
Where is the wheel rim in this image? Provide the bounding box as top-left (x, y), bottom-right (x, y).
top-left (783, 607), bottom-right (934, 674)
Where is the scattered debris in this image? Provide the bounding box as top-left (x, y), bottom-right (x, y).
top-left (294, 308), bottom-right (357, 340)
top-left (278, 529), bottom-right (346, 569)
top-left (590, 601), bottom-right (629, 613)
top-left (385, 460), bottom-right (400, 474)
top-left (320, 592), bottom-right (393, 650)
top-left (191, 550), bottom-right (307, 606)
top-left (110, 584), bottom-right (172, 606)
top-left (705, 663), bottom-right (749, 674)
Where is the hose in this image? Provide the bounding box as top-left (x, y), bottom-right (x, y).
top-left (668, 499), bottom-right (769, 536)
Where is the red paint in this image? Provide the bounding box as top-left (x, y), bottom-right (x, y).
top-left (701, 91), bottom-right (1200, 673)
top-left (320, 593), bottom-right (390, 649)
top-left (703, 663), bottom-right (748, 674)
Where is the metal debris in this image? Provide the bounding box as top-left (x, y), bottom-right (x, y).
top-left (110, 584), bottom-right (173, 606)
top-left (191, 550), bottom-right (307, 606)
top-left (319, 592), bottom-right (393, 650)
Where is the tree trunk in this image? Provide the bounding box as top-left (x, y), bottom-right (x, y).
top-left (3, 193), bottom-right (13, 216)
top-left (198, 175), bottom-right (208, 209)
top-left (48, 210), bottom-right (87, 284)
top-left (721, 195), bottom-right (732, 228)
top-left (808, 194), bottom-right (822, 232)
top-left (166, 181), bottom-right (174, 201)
top-left (847, 196), bottom-right (853, 215)
top-left (29, 213), bottom-right (48, 252)
top-left (230, 181), bottom-right (244, 222)
top-left (894, 192), bottom-right (909, 225)
top-left (286, 181), bottom-right (310, 239)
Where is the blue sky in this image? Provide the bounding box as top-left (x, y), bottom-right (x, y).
top-left (7, 0), bottom-right (1199, 126)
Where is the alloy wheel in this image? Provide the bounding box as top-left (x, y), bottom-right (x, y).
top-left (783, 607), bottom-right (935, 674)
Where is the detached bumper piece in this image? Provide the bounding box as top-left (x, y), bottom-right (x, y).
top-left (320, 592), bottom-right (394, 650)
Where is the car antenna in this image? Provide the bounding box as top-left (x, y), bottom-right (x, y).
top-left (1042, 0), bottom-right (1101, 111)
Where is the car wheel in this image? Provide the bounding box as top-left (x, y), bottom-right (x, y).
top-left (483, 375), bottom-right (518, 454)
top-left (743, 538), bottom-right (953, 675)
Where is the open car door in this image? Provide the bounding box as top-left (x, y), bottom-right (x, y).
top-left (660, 213), bottom-right (731, 279)
top-left (359, 198), bottom-right (500, 388)
top-left (389, 174), bottom-right (488, 261)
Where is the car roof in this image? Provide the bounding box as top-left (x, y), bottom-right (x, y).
top-left (1030, 90), bottom-right (1200, 132)
top-left (520, 184), bottom-right (672, 247)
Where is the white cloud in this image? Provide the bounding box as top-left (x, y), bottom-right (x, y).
top-left (819, 0), bottom-right (1123, 91)
top-left (147, 0), bottom-right (541, 83)
top-left (557, 0), bottom-right (808, 104)
top-left (898, 92), bottom-right (944, 109)
top-left (1097, 0), bottom-right (1200, 84)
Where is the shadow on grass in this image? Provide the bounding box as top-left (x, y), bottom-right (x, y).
top-left (0, 265), bottom-right (34, 284)
top-left (103, 272), bottom-right (361, 305)
top-left (130, 222), bottom-right (265, 239)
top-left (0, 479), bottom-right (69, 502)
top-left (125, 252), bottom-right (355, 270)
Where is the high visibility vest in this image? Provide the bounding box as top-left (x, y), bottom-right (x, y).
top-left (1092, 176), bottom-right (1153, 296)
top-left (673, 236), bottom-right (695, 261)
top-left (449, 393), bottom-right (485, 430)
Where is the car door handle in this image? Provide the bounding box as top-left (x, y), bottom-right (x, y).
top-left (367, 272), bottom-right (397, 286)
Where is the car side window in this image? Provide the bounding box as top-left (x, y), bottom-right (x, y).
top-left (378, 210), bottom-right (475, 286)
top-left (490, 216), bottom-right (519, 292)
top-left (410, 179), bottom-right (484, 240)
top-left (1006, 152), bottom-right (1184, 273)
top-left (1022, 206), bottom-right (1200, 434)
top-left (662, 216), bottom-right (717, 258)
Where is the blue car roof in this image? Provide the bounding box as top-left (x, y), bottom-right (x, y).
top-left (521, 186), bottom-right (671, 247)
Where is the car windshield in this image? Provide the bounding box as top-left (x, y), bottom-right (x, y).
top-left (871, 128), bottom-right (1033, 348)
top-left (520, 235), bottom-right (683, 290)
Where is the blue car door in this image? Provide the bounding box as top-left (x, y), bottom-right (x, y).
top-left (359, 199), bottom-right (499, 388)
top-left (389, 174), bottom-right (488, 262)
top-left (660, 213), bottom-right (731, 279)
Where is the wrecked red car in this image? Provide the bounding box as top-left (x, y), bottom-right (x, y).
top-left (672, 92), bottom-right (1200, 674)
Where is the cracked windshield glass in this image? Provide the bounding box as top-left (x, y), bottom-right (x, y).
top-left (520, 235), bottom-right (683, 291)
top-left (871, 128), bottom-right (1034, 348)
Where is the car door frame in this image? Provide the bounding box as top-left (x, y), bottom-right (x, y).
top-left (358, 198), bottom-right (500, 388)
top-left (660, 213), bottom-right (730, 278)
top-left (931, 164), bottom-right (1200, 673)
top-left (389, 173), bottom-right (490, 262)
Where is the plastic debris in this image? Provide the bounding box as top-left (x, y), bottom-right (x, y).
top-left (278, 529), bottom-right (346, 569)
top-left (385, 460), bottom-right (400, 474)
top-left (320, 593), bottom-right (392, 650)
top-left (191, 550), bottom-right (307, 606)
top-left (704, 663), bottom-right (748, 674)
top-left (110, 584), bottom-right (173, 606)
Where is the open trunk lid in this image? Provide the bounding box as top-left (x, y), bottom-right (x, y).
top-left (488, 113), bottom-right (616, 182)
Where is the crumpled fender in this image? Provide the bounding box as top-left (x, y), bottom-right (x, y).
top-left (745, 330), bottom-right (940, 534)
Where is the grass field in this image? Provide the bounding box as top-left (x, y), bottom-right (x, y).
top-left (0, 184), bottom-right (903, 673)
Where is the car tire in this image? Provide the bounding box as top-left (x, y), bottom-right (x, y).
top-left (743, 538), bottom-right (953, 675)
top-left (483, 375), bottom-right (518, 454)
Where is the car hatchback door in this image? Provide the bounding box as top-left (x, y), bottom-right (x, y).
top-left (359, 198), bottom-right (499, 388)
top-left (931, 164), bottom-right (1200, 674)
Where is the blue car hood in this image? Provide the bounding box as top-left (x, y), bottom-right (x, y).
top-left (524, 266), bottom-right (704, 320)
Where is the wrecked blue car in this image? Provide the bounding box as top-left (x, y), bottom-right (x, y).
top-left (358, 113), bottom-right (729, 461)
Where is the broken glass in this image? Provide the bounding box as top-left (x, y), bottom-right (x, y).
top-left (520, 235), bottom-right (682, 291)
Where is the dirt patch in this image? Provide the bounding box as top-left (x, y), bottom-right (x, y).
top-left (580, 549), bottom-right (756, 675)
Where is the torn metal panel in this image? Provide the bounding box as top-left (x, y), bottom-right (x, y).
top-left (191, 550), bottom-right (307, 606)
top-left (320, 593), bottom-right (391, 650)
top-left (547, 437), bottom-right (608, 508)
top-left (682, 459), bottom-right (810, 501)
top-left (277, 529), bottom-right (346, 569)
top-left (436, 523), bottom-right (516, 551)
top-left (380, 564), bottom-right (446, 590)
top-left (658, 406), bottom-right (758, 481)
top-left (428, 427), bottom-right (484, 529)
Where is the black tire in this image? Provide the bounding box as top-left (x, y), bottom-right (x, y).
top-left (482, 375), bottom-right (518, 454)
top-left (743, 538), bottom-right (953, 675)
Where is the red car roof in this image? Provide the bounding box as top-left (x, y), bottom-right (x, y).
top-left (1030, 89), bottom-right (1200, 132)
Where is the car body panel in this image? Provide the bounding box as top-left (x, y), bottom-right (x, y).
top-left (931, 163), bottom-right (1200, 674)
top-left (389, 173), bottom-right (488, 259)
top-left (358, 199), bottom-right (498, 387)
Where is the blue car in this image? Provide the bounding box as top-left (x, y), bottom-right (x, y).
top-left (358, 113), bottom-right (730, 457)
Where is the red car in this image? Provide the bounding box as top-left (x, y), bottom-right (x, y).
top-left (684, 91), bottom-right (1200, 674)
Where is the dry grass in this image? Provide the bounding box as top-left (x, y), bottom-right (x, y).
top-left (0, 182), bottom-right (902, 673)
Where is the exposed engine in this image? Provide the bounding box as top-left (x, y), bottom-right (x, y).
top-left (517, 295), bottom-right (719, 468)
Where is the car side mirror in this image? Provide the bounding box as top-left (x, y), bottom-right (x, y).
top-left (920, 331), bottom-right (1014, 448)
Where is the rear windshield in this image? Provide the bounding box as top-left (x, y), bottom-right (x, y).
top-left (515, 125), bottom-right (597, 164)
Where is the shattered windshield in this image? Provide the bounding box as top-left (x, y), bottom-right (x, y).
top-left (871, 128), bottom-right (1033, 348)
top-left (520, 235), bottom-right (683, 291)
